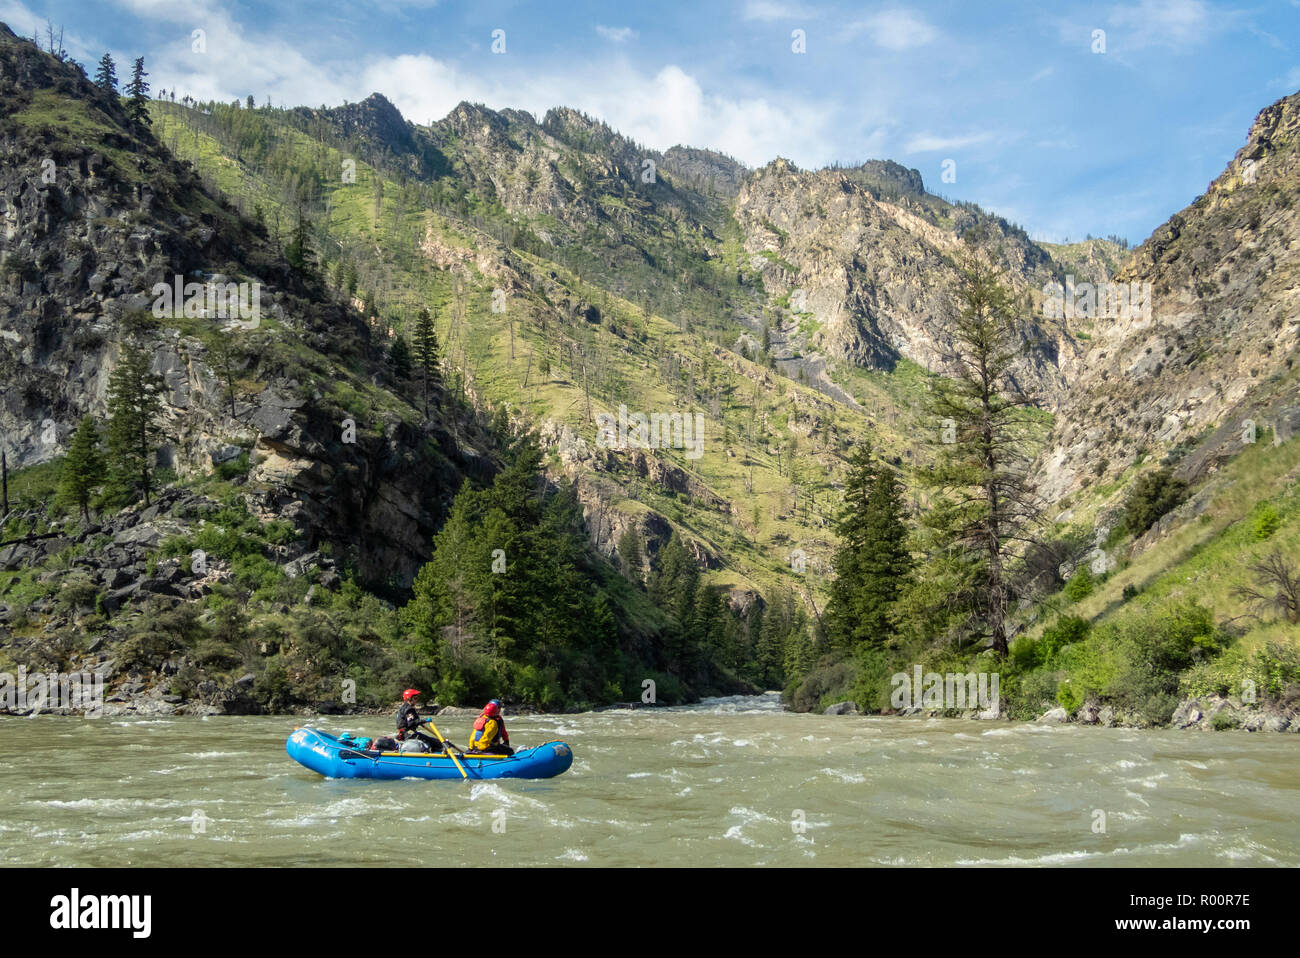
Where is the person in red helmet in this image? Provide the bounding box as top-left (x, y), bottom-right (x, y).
top-left (395, 689), bottom-right (442, 752)
top-left (467, 699), bottom-right (513, 755)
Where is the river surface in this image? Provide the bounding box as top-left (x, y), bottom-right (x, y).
top-left (3, 694), bottom-right (1298, 866)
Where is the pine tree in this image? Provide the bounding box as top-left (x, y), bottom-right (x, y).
top-left (389, 333), bottom-right (412, 381)
top-left (411, 307), bottom-right (440, 418)
top-left (125, 56), bottom-right (149, 124)
top-left (617, 527), bottom-right (643, 586)
top-left (286, 209), bottom-right (313, 273)
top-left (94, 53), bottom-right (117, 94)
top-left (826, 442), bottom-right (913, 650)
top-left (106, 342), bottom-right (166, 506)
top-left (921, 246), bottom-right (1046, 656)
top-left (58, 416), bottom-right (106, 522)
top-left (205, 333), bottom-right (242, 419)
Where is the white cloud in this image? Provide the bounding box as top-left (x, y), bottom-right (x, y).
top-left (0, 0), bottom-right (45, 37)
top-left (1106, 0), bottom-right (1213, 51)
top-left (3, 0), bottom-right (100, 63)
top-left (110, 0), bottom-right (837, 166)
top-left (365, 57), bottom-right (837, 168)
top-left (741, 1), bottom-right (814, 21)
top-left (903, 131), bottom-right (993, 153)
top-left (595, 25), bottom-right (637, 43)
top-left (851, 10), bottom-right (937, 50)
top-left (1273, 65), bottom-right (1300, 91)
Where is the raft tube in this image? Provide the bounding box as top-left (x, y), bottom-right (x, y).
top-left (286, 727), bottom-right (573, 780)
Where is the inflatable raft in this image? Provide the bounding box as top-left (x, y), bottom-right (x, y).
top-left (286, 727), bottom-right (573, 780)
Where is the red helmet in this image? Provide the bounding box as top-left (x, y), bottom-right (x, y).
top-left (484, 700), bottom-right (501, 717)
top-left (403, 689), bottom-right (421, 701)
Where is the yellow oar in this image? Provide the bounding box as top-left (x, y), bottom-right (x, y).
top-left (424, 719), bottom-right (468, 780)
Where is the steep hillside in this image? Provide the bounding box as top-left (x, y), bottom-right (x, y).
top-left (730, 157), bottom-right (1072, 401)
top-left (0, 27), bottom-right (709, 715)
top-left (1038, 91), bottom-right (1300, 504)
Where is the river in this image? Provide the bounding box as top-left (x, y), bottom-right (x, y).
top-left (3, 694), bottom-right (1298, 866)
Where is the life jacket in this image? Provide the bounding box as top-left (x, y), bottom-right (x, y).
top-left (470, 712), bottom-right (508, 749)
top-left (396, 702), bottom-right (422, 739)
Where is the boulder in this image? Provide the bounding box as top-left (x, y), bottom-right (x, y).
top-left (823, 701), bottom-right (859, 716)
top-left (1171, 699), bottom-right (1203, 729)
top-left (1036, 706), bottom-right (1069, 724)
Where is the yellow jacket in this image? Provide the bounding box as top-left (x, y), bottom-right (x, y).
top-left (468, 715), bottom-right (507, 751)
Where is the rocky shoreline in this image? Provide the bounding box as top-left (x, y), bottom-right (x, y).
top-left (819, 697), bottom-right (1300, 732)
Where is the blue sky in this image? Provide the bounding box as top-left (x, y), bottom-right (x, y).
top-left (5, 0), bottom-right (1297, 245)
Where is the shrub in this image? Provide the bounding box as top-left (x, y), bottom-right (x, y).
top-left (1056, 676), bottom-right (1085, 712)
top-left (1251, 502), bottom-right (1281, 541)
top-left (1039, 615), bottom-right (1092, 666)
top-left (1063, 566), bottom-right (1096, 602)
top-left (787, 653), bottom-right (857, 713)
top-left (1211, 710), bottom-right (1239, 731)
top-left (254, 660), bottom-right (292, 711)
top-left (1013, 669), bottom-right (1058, 717)
top-left (1122, 468), bottom-right (1188, 537)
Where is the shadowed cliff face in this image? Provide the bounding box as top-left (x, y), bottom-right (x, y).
top-left (0, 25), bottom-right (493, 586)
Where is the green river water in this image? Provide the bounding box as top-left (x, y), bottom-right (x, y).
top-left (3, 694), bottom-right (1298, 867)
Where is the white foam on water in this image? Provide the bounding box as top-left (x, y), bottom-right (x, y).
top-left (467, 782), bottom-right (551, 813)
top-left (956, 848), bottom-right (1099, 866)
top-left (820, 768), bottom-right (866, 784)
top-left (626, 772), bottom-right (653, 778)
top-left (557, 848), bottom-right (588, 861)
top-left (723, 825), bottom-right (757, 846)
top-left (38, 797), bottom-right (195, 810)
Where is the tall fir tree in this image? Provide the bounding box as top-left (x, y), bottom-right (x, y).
top-left (57, 416), bottom-right (106, 522)
top-left (411, 307), bottom-right (440, 418)
top-left (920, 244), bottom-right (1046, 656)
top-left (125, 56), bottom-right (149, 124)
top-left (617, 527), bottom-right (643, 586)
top-left (826, 441), bottom-right (913, 650)
top-left (93, 52), bottom-right (117, 93)
top-left (106, 342), bottom-right (166, 506)
top-left (388, 332), bottom-right (412, 381)
top-left (285, 209), bottom-right (313, 273)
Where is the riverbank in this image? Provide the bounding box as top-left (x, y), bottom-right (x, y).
top-left (8, 682), bottom-right (1300, 733)
top-left (817, 695), bottom-right (1300, 732)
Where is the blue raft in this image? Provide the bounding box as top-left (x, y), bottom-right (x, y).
top-left (286, 727), bottom-right (573, 781)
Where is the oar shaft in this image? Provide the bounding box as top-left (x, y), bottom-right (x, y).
top-left (427, 719), bottom-right (468, 779)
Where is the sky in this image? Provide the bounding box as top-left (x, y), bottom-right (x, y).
top-left (4, 0), bottom-right (1298, 245)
